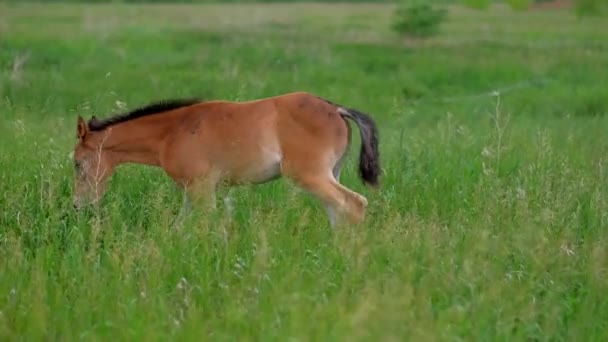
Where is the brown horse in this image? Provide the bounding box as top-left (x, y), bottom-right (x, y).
top-left (72, 92), bottom-right (380, 227)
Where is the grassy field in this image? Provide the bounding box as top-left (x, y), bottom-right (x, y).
top-left (1, 2), bottom-right (608, 340)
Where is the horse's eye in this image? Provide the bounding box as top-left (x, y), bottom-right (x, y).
top-left (74, 160), bottom-right (82, 170)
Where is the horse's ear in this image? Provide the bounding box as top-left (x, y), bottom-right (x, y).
top-left (77, 115), bottom-right (88, 140)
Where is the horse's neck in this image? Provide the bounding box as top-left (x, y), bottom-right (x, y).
top-left (103, 119), bottom-right (172, 167)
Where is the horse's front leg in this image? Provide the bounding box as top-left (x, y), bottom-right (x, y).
top-left (188, 178), bottom-right (218, 212)
top-left (171, 190), bottom-right (193, 230)
top-left (171, 181), bottom-right (219, 228)
top-left (222, 189), bottom-right (235, 222)
top-left (165, 164), bottom-right (219, 227)
top-left (187, 168), bottom-right (226, 218)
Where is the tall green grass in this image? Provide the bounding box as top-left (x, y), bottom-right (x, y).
top-left (1, 3), bottom-right (607, 340)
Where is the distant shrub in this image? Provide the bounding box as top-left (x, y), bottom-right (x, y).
top-left (575, 0), bottom-right (604, 17)
top-left (391, 1), bottom-right (447, 39)
top-left (462, 0), bottom-right (491, 10)
top-left (506, 0), bottom-right (531, 10)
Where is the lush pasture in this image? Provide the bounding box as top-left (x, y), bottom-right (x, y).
top-left (1, 3), bottom-right (607, 340)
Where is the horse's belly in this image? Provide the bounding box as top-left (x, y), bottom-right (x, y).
top-left (223, 150), bottom-right (282, 185)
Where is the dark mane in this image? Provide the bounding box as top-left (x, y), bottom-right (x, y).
top-left (88, 98), bottom-right (202, 131)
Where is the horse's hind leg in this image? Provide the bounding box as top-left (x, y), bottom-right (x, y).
top-left (290, 171), bottom-right (367, 226)
top-left (323, 197), bottom-right (339, 227)
top-left (325, 156), bottom-right (368, 226)
top-left (323, 161), bottom-right (343, 226)
top-left (332, 180), bottom-right (368, 223)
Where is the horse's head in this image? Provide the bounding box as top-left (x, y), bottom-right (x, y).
top-left (72, 115), bottom-right (114, 210)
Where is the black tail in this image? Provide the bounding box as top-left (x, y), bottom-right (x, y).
top-left (338, 107), bottom-right (381, 187)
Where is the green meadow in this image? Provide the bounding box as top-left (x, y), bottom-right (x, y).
top-left (1, 2), bottom-right (607, 340)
